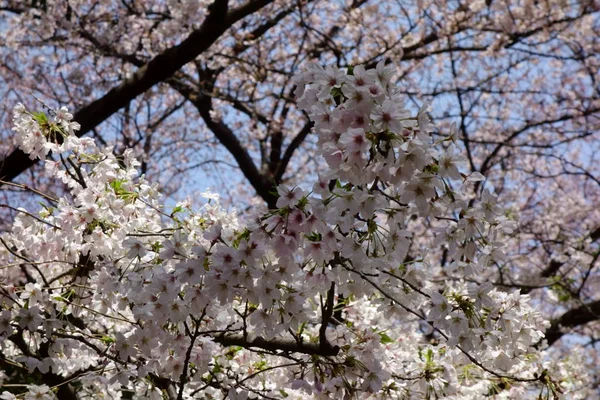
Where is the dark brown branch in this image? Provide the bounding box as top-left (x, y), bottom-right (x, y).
top-left (591, 227), bottom-right (600, 242)
top-left (177, 321), bottom-right (202, 400)
top-left (521, 224), bottom-right (600, 295)
top-left (274, 121), bottom-right (313, 183)
top-left (168, 79), bottom-right (277, 207)
top-left (520, 259), bottom-right (565, 295)
top-left (151, 374), bottom-right (178, 400)
top-left (478, 106), bottom-right (600, 176)
top-left (319, 282), bottom-right (336, 352)
top-left (213, 333), bottom-right (340, 356)
top-left (544, 299), bottom-right (600, 346)
top-left (0, 0), bottom-right (273, 185)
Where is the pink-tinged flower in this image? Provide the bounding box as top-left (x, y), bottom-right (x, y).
top-left (323, 145), bottom-right (344, 170)
top-left (78, 199), bottom-right (99, 223)
top-left (448, 121), bottom-right (459, 143)
top-left (20, 283), bottom-right (43, 306)
top-left (24, 385), bottom-right (53, 400)
top-left (249, 308), bottom-right (274, 330)
top-left (160, 231), bottom-right (187, 259)
top-left (310, 103), bottom-right (333, 130)
top-left (458, 208), bottom-right (485, 238)
top-left (437, 144), bottom-right (465, 180)
top-left (342, 83), bottom-right (373, 112)
top-left (18, 306), bottom-right (43, 331)
top-left (13, 119), bottom-right (48, 160)
top-left (2, 63), bottom-right (570, 399)
top-left (480, 189), bottom-right (502, 219)
top-left (255, 278), bottom-right (282, 306)
top-left (417, 101), bottom-right (434, 135)
top-left (228, 389), bottom-right (249, 400)
top-left (366, 82), bottom-right (385, 102)
top-left (122, 238), bottom-right (148, 259)
top-left (347, 65), bottom-right (374, 88)
top-left (0, 310), bottom-right (14, 336)
top-left (296, 87), bottom-right (319, 110)
top-left (428, 292), bottom-right (451, 322)
top-left (115, 332), bottom-right (136, 361)
top-left (400, 173), bottom-right (440, 212)
top-left (371, 99), bottom-right (411, 133)
top-left (494, 351), bottom-right (515, 371)
top-left (290, 379), bottom-right (313, 394)
top-left (345, 110), bottom-right (370, 130)
top-left (212, 244), bottom-right (241, 272)
top-left (468, 282), bottom-right (494, 308)
top-left (237, 236), bottom-right (266, 261)
top-left (0, 392), bottom-right (17, 400)
top-left (314, 65), bottom-right (346, 95)
top-left (361, 360), bottom-right (391, 393)
top-left (312, 173), bottom-right (332, 197)
top-left (276, 186), bottom-right (304, 208)
top-left (304, 240), bottom-right (330, 264)
top-left (339, 128), bottom-right (370, 153)
top-left (287, 208), bottom-right (305, 231)
top-left (54, 106), bottom-right (73, 122)
top-left (272, 231), bottom-right (299, 257)
top-left (368, 60), bottom-right (396, 87)
top-left (132, 327), bottom-right (159, 358)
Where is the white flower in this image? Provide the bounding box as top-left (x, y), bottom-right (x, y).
top-left (18, 307), bottom-right (43, 332)
top-left (228, 389), bottom-right (249, 400)
top-left (368, 60), bottom-right (396, 87)
top-left (438, 144), bottom-right (465, 180)
top-left (276, 186), bottom-right (304, 208)
top-left (0, 310), bottom-right (14, 336)
top-left (371, 99), bottom-right (411, 133)
top-left (347, 65), bottom-right (374, 87)
top-left (24, 385), bottom-right (53, 400)
top-left (428, 292), bottom-right (451, 322)
top-left (160, 231), bottom-right (187, 259)
top-left (339, 127), bottom-right (369, 153)
top-left (201, 189), bottom-right (220, 202)
top-left (342, 84), bottom-right (372, 111)
top-left (115, 332), bottom-right (136, 361)
top-left (122, 238), bottom-right (148, 259)
top-left (21, 283), bottom-right (43, 306)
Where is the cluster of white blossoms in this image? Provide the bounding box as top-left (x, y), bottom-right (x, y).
top-left (0, 63), bottom-right (591, 399)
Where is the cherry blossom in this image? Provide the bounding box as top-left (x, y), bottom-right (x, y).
top-left (0, 61), bottom-right (593, 399)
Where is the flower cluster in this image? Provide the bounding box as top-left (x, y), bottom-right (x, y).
top-left (0, 64), bottom-right (590, 399)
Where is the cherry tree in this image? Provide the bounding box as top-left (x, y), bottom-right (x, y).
top-left (0, 62), bottom-right (592, 399)
top-left (0, 0), bottom-right (599, 397)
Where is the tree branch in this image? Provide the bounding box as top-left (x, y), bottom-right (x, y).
top-left (168, 78), bottom-right (278, 207)
top-left (544, 299), bottom-right (600, 346)
top-left (0, 0), bottom-right (273, 184)
top-left (213, 333), bottom-right (339, 356)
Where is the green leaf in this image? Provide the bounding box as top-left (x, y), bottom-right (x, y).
top-left (171, 205), bottom-right (184, 215)
top-left (305, 232), bottom-right (322, 242)
top-left (330, 86), bottom-right (343, 98)
top-left (425, 348), bottom-right (434, 364)
top-left (100, 336), bottom-right (115, 344)
top-left (254, 359), bottom-right (268, 371)
top-left (550, 283), bottom-right (571, 302)
top-left (151, 241), bottom-right (162, 253)
top-left (32, 111), bottom-right (49, 125)
top-left (109, 179), bottom-right (136, 199)
top-left (378, 331), bottom-right (394, 345)
top-left (232, 228), bottom-right (251, 248)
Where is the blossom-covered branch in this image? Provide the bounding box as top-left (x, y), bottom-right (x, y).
top-left (0, 62), bottom-right (591, 399)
